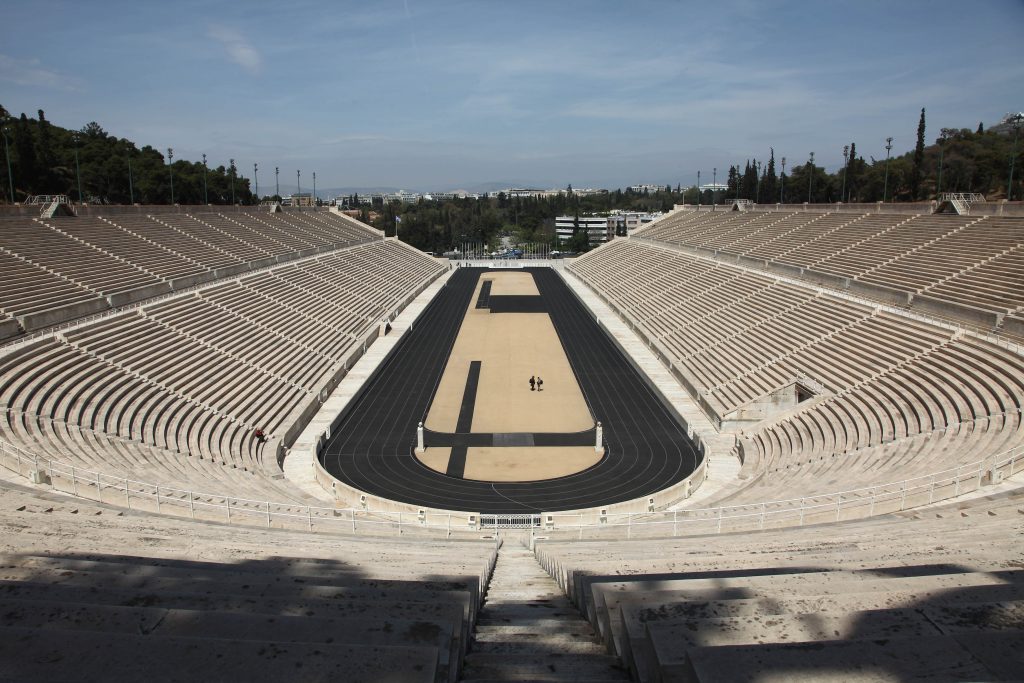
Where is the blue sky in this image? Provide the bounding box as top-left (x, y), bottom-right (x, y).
top-left (2, 0), bottom-right (1022, 192)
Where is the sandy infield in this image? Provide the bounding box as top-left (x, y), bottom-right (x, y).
top-left (415, 446), bottom-right (603, 482)
top-left (425, 271), bottom-right (593, 434)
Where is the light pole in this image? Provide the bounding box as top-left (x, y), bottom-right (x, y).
top-left (275, 166), bottom-right (279, 199)
top-left (296, 169), bottom-right (301, 205)
top-left (807, 152), bottom-right (815, 203)
top-left (2, 126), bottom-right (14, 204)
top-left (696, 170), bottom-right (701, 209)
top-left (166, 147), bottom-right (174, 205)
top-left (841, 145), bottom-right (849, 203)
top-left (127, 153), bottom-right (134, 205)
top-left (229, 159), bottom-right (236, 205)
top-left (936, 132), bottom-right (947, 198)
top-left (202, 153), bottom-right (208, 204)
top-left (780, 157), bottom-right (786, 204)
top-left (73, 133), bottom-right (84, 204)
top-left (755, 160), bottom-right (762, 204)
top-left (883, 137), bottom-right (893, 203)
top-left (254, 162), bottom-right (259, 202)
top-left (1007, 114), bottom-right (1023, 202)
top-left (712, 167), bottom-right (717, 208)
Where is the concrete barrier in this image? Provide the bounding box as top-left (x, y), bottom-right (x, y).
top-left (800, 268), bottom-right (849, 290)
top-left (106, 282), bottom-right (173, 308)
top-left (735, 255), bottom-right (768, 270)
top-left (17, 298), bottom-right (110, 331)
top-left (213, 263), bottom-right (251, 279)
top-left (169, 271), bottom-right (217, 291)
top-left (765, 261), bottom-right (803, 279)
top-left (0, 318), bottom-right (22, 341)
top-left (846, 280), bottom-right (912, 306)
top-left (1001, 316), bottom-right (1024, 338)
top-left (909, 295), bottom-right (1000, 329)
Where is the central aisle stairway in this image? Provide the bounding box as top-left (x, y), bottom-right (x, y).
top-left (461, 542), bottom-right (630, 682)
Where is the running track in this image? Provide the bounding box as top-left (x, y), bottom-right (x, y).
top-left (320, 267), bottom-right (701, 514)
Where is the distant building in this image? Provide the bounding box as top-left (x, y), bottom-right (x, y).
top-left (990, 112), bottom-right (1024, 135)
top-left (290, 192), bottom-right (314, 207)
top-left (629, 184), bottom-right (670, 194)
top-left (555, 215), bottom-right (612, 247)
top-left (609, 211), bottom-right (660, 235)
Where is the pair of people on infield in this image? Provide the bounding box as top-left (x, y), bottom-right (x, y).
top-left (528, 376), bottom-right (544, 391)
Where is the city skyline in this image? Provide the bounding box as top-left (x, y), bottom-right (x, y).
top-left (2, 0), bottom-right (1022, 191)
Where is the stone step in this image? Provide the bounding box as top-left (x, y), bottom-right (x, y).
top-left (474, 624), bottom-right (596, 637)
top-left (462, 652), bottom-right (629, 681)
top-left (474, 626), bottom-right (597, 639)
top-left (0, 596), bottom-right (457, 665)
top-left (471, 639), bottom-right (609, 656)
top-left (0, 624), bottom-right (440, 683)
top-left (674, 631), bottom-right (1020, 683)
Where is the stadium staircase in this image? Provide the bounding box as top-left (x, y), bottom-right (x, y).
top-left (461, 543), bottom-right (630, 682)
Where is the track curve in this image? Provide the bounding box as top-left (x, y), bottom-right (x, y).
top-left (320, 267), bottom-right (700, 513)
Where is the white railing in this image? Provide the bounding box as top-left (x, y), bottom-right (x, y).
top-left (535, 445), bottom-right (1022, 540)
top-left (940, 193), bottom-right (986, 215)
top-left (25, 194), bottom-right (70, 205)
top-left (0, 437), bottom-right (484, 539)
top-left (2, 431), bottom-right (1019, 541)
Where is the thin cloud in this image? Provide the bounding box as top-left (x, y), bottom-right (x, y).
top-left (207, 26), bottom-right (262, 73)
top-left (0, 54), bottom-right (82, 90)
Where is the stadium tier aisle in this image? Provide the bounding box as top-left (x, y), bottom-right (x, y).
top-left (534, 488), bottom-right (1024, 682)
top-left (634, 210), bottom-right (1024, 322)
top-left (0, 476), bottom-right (497, 683)
top-left (0, 209), bottom-right (379, 338)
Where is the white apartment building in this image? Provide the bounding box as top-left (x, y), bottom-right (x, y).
top-left (555, 215), bottom-right (613, 247)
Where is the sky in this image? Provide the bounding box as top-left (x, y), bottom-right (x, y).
top-left (1, 0), bottom-right (1022, 193)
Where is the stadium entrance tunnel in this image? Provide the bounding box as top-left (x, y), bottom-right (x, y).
top-left (318, 267), bottom-right (704, 515)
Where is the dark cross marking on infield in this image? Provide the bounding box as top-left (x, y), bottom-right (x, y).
top-left (446, 360), bottom-right (482, 478)
top-left (475, 280), bottom-right (492, 309)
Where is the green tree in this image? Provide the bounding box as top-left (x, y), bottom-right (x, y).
top-left (911, 107), bottom-right (926, 199)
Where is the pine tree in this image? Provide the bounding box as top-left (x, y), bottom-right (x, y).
top-left (762, 148), bottom-right (778, 205)
top-left (911, 107), bottom-right (926, 199)
top-left (846, 142), bottom-right (857, 201)
top-left (977, 122), bottom-right (984, 134)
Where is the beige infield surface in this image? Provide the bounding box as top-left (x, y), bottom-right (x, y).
top-left (417, 270), bottom-right (597, 482)
top-left (423, 272), bottom-right (592, 434)
top-left (417, 446), bottom-right (603, 482)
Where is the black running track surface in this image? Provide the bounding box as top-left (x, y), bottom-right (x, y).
top-left (320, 267), bottom-right (701, 513)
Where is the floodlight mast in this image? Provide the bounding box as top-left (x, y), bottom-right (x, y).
top-left (883, 137), bottom-right (894, 203)
top-left (167, 147), bottom-right (174, 205)
top-left (202, 154), bottom-right (208, 204)
top-left (73, 132), bottom-right (84, 204)
top-left (2, 126), bottom-right (16, 204)
top-left (1008, 114), bottom-right (1023, 202)
top-left (780, 157), bottom-right (786, 203)
top-left (842, 145), bottom-right (849, 202)
top-left (807, 152), bottom-right (814, 203)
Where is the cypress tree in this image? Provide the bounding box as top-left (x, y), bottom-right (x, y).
top-left (911, 108), bottom-right (926, 199)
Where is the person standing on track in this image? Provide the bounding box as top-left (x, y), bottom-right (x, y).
top-left (536, 376), bottom-right (543, 392)
top-left (529, 375), bottom-right (536, 391)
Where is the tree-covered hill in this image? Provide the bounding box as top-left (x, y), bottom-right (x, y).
top-left (0, 105), bottom-right (254, 205)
